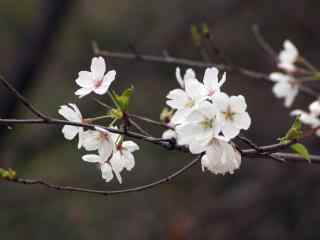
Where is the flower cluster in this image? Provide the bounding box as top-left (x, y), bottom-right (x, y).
top-left (164, 67), bottom-right (251, 175)
top-left (58, 57), bottom-right (139, 183)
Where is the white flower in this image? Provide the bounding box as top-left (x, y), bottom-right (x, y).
top-left (75, 57), bottom-right (116, 98)
top-left (175, 67), bottom-right (196, 88)
top-left (166, 78), bottom-right (207, 124)
top-left (201, 138), bottom-right (241, 175)
top-left (82, 130), bottom-right (139, 183)
top-left (213, 92), bottom-right (251, 140)
top-left (58, 103), bottom-right (84, 149)
top-left (278, 40), bottom-right (299, 72)
top-left (81, 127), bottom-right (115, 160)
top-left (269, 72), bottom-right (299, 107)
top-left (291, 100), bottom-right (320, 136)
top-left (309, 100), bottom-right (320, 117)
top-left (176, 101), bottom-right (221, 154)
top-left (202, 67), bottom-right (226, 98)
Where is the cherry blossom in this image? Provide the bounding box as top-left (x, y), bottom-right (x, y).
top-left (176, 101), bottom-right (221, 154)
top-left (166, 77), bottom-right (207, 124)
top-left (269, 72), bottom-right (299, 108)
top-left (291, 100), bottom-right (320, 136)
top-left (162, 129), bottom-right (177, 140)
top-left (58, 103), bottom-right (84, 149)
top-left (175, 67), bottom-right (196, 88)
top-left (213, 92), bottom-right (251, 140)
top-left (75, 57), bottom-right (116, 98)
top-left (202, 67), bottom-right (226, 98)
top-left (201, 138), bottom-right (241, 175)
top-left (278, 40), bottom-right (299, 73)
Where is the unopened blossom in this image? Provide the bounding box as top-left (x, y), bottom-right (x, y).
top-left (175, 67), bottom-right (196, 89)
top-left (75, 57), bottom-right (116, 98)
top-left (201, 138), bottom-right (241, 175)
top-left (269, 72), bottom-right (299, 108)
top-left (213, 92), bottom-right (251, 140)
top-left (176, 101), bottom-right (221, 154)
top-left (202, 67), bottom-right (226, 98)
top-left (58, 103), bottom-right (84, 149)
top-left (166, 77), bottom-right (207, 124)
top-left (162, 129), bottom-right (177, 140)
top-left (278, 40), bottom-right (299, 72)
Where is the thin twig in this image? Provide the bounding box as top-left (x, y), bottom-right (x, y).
top-left (252, 24), bottom-right (278, 60)
top-left (3, 154), bottom-right (202, 196)
top-left (0, 75), bottom-right (50, 120)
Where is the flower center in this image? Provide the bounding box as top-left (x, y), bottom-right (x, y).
top-left (200, 117), bottom-right (214, 129)
top-left (94, 78), bottom-right (103, 88)
top-left (185, 98), bottom-right (195, 108)
top-left (222, 106), bottom-right (236, 121)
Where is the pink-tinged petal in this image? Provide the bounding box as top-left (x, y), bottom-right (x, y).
top-left (75, 87), bottom-right (92, 98)
top-left (94, 70), bottom-right (116, 95)
top-left (81, 130), bottom-right (101, 151)
top-left (101, 163), bottom-right (114, 182)
top-left (98, 139), bottom-right (114, 159)
top-left (75, 71), bottom-right (94, 88)
top-left (122, 141), bottom-right (139, 152)
top-left (90, 57), bottom-right (106, 79)
top-left (110, 152), bottom-right (124, 183)
top-left (230, 95), bottom-right (247, 113)
top-left (234, 112), bottom-right (251, 130)
top-left (82, 154), bottom-right (101, 163)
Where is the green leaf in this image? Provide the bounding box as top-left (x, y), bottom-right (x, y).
top-left (313, 72), bottom-right (320, 80)
top-left (279, 115), bottom-right (303, 144)
top-left (201, 23), bottom-right (210, 37)
top-left (112, 86), bottom-right (134, 113)
top-left (291, 143), bottom-right (310, 162)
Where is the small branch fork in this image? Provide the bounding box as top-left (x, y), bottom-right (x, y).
top-left (1, 30), bottom-right (320, 196)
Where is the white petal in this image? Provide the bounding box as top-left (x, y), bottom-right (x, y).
top-left (123, 151), bottom-right (135, 171)
top-left (122, 141), bottom-right (139, 152)
top-left (175, 67), bottom-right (184, 88)
top-left (272, 81), bottom-right (291, 98)
top-left (221, 122), bottom-right (239, 140)
top-left (203, 67), bottom-right (219, 91)
top-left (162, 129), bottom-right (177, 139)
top-left (82, 154), bottom-right (101, 163)
top-left (229, 95), bottom-right (247, 113)
top-left (81, 130), bottom-right (101, 151)
top-left (185, 78), bottom-right (206, 101)
top-left (94, 70), bottom-right (116, 95)
top-left (101, 163), bottom-right (114, 182)
top-left (309, 100), bottom-right (320, 117)
top-left (62, 125), bottom-right (79, 140)
top-left (75, 71), bottom-right (94, 88)
top-left (212, 92), bottom-right (229, 111)
top-left (170, 108), bottom-right (192, 124)
top-left (284, 85), bottom-right (298, 108)
top-left (166, 89), bottom-right (189, 109)
top-left (291, 110), bottom-right (320, 127)
top-left (75, 87), bottom-right (92, 98)
top-left (233, 112), bottom-right (251, 130)
top-left (98, 139), bottom-right (114, 159)
top-left (58, 105), bottom-right (81, 122)
top-left (91, 57), bottom-right (106, 79)
top-left (269, 72), bottom-right (290, 82)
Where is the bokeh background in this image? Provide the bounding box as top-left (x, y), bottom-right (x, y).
top-left (1, 0), bottom-right (320, 239)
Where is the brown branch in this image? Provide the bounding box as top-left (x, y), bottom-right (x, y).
top-left (3, 154), bottom-right (202, 196)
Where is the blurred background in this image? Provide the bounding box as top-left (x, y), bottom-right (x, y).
top-left (1, 0), bottom-right (320, 239)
